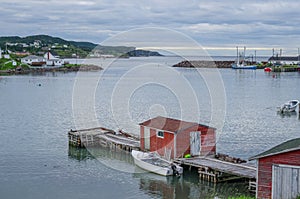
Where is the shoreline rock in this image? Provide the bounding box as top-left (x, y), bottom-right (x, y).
top-left (173, 60), bottom-right (235, 68)
top-left (0, 64), bottom-right (103, 75)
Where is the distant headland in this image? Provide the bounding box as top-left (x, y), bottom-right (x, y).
top-left (0, 34), bottom-right (163, 74)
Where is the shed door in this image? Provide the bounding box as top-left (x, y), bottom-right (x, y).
top-left (144, 127), bottom-right (150, 150)
top-left (190, 131), bottom-right (201, 156)
top-left (272, 164), bottom-right (300, 199)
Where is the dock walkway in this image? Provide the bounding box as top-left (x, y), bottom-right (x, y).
top-left (68, 127), bottom-right (140, 151)
top-left (175, 156), bottom-right (256, 184)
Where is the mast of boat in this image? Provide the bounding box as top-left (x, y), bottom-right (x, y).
top-left (280, 49), bottom-right (282, 62)
top-left (243, 46), bottom-right (246, 64)
top-left (236, 46), bottom-right (239, 64)
top-left (298, 48), bottom-right (300, 63)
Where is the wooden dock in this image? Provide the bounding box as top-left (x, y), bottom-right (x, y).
top-left (68, 127), bottom-right (257, 191)
top-left (68, 127), bottom-right (140, 152)
top-left (175, 156), bottom-right (256, 185)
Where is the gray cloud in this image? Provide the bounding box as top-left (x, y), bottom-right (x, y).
top-left (0, 0), bottom-right (300, 55)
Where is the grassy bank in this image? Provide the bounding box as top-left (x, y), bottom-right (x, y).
top-left (228, 196), bottom-right (255, 199)
top-left (0, 61), bottom-right (102, 75)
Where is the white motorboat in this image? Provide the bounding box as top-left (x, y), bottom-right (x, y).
top-left (131, 150), bottom-right (183, 176)
top-left (278, 100), bottom-right (299, 113)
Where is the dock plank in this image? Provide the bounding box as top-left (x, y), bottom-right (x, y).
top-left (177, 157), bottom-right (256, 179)
top-left (97, 134), bottom-right (140, 148)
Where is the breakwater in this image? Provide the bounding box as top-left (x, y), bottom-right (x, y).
top-left (173, 60), bottom-right (235, 68)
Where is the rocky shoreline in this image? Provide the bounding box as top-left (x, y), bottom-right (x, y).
top-left (0, 64), bottom-right (103, 75)
top-left (173, 60), bottom-right (235, 68)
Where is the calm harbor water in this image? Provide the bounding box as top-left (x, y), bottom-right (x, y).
top-left (0, 56), bottom-right (299, 199)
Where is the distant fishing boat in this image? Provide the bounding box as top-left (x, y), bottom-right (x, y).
top-left (232, 63), bottom-right (257, 69)
top-left (232, 46), bottom-right (257, 70)
top-left (131, 150), bottom-right (183, 176)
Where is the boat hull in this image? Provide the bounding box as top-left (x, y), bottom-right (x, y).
top-left (131, 150), bottom-right (182, 176)
top-left (278, 100), bottom-right (299, 113)
top-left (232, 63), bottom-right (257, 70)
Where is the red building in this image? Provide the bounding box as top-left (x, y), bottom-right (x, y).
top-left (139, 116), bottom-right (216, 160)
top-left (249, 138), bottom-right (300, 199)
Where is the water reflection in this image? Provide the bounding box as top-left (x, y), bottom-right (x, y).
top-left (68, 145), bottom-right (95, 161)
top-left (133, 169), bottom-right (253, 199)
top-left (68, 145), bottom-right (133, 164)
top-left (277, 111), bottom-right (299, 119)
top-left (68, 146), bottom-right (254, 198)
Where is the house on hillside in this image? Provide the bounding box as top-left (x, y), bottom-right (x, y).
top-left (249, 138), bottom-right (300, 199)
top-left (44, 51), bottom-right (64, 67)
top-left (139, 116), bottom-right (216, 160)
top-left (21, 55), bottom-right (46, 66)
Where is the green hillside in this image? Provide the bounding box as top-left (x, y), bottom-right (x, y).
top-left (0, 35), bottom-right (133, 58)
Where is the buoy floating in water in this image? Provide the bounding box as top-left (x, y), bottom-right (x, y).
top-left (264, 67), bottom-right (272, 72)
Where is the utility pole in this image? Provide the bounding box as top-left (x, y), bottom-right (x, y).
top-left (76, 49), bottom-right (78, 65)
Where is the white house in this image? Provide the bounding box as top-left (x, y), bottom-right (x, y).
top-left (21, 55), bottom-right (46, 66)
top-left (44, 51), bottom-right (64, 67)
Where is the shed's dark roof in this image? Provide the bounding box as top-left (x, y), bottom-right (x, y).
top-left (139, 116), bottom-right (215, 133)
top-left (268, 56), bottom-right (300, 62)
top-left (249, 138), bottom-right (300, 160)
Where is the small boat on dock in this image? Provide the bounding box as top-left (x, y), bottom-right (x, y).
top-left (131, 150), bottom-right (183, 176)
top-left (278, 100), bottom-right (299, 113)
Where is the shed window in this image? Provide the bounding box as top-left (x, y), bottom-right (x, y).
top-left (157, 131), bottom-right (164, 138)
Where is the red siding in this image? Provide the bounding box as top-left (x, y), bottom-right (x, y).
top-left (257, 150), bottom-right (300, 199)
top-left (140, 126), bottom-right (145, 151)
top-left (176, 127), bottom-right (192, 157)
top-left (156, 132), bottom-right (174, 158)
top-left (139, 122), bottom-right (216, 159)
top-left (149, 128), bottom-right (157, 152)
top-left (149, 128), bottom-right (175, 158)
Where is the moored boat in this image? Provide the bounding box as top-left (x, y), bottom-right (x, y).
top-left (232, 46), bottom-right (257, 70)
top-left (232, 63), bottom-right (257, 69)
top-left (131, 150), bottom-right (183, 176)
top-left (264, 67), bottom-right (272, 72)
top-left (278, 100), bottom-right (299, 113)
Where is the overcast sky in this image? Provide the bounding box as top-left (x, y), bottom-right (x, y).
top-left (1, 0), bottom-right (300, 55)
